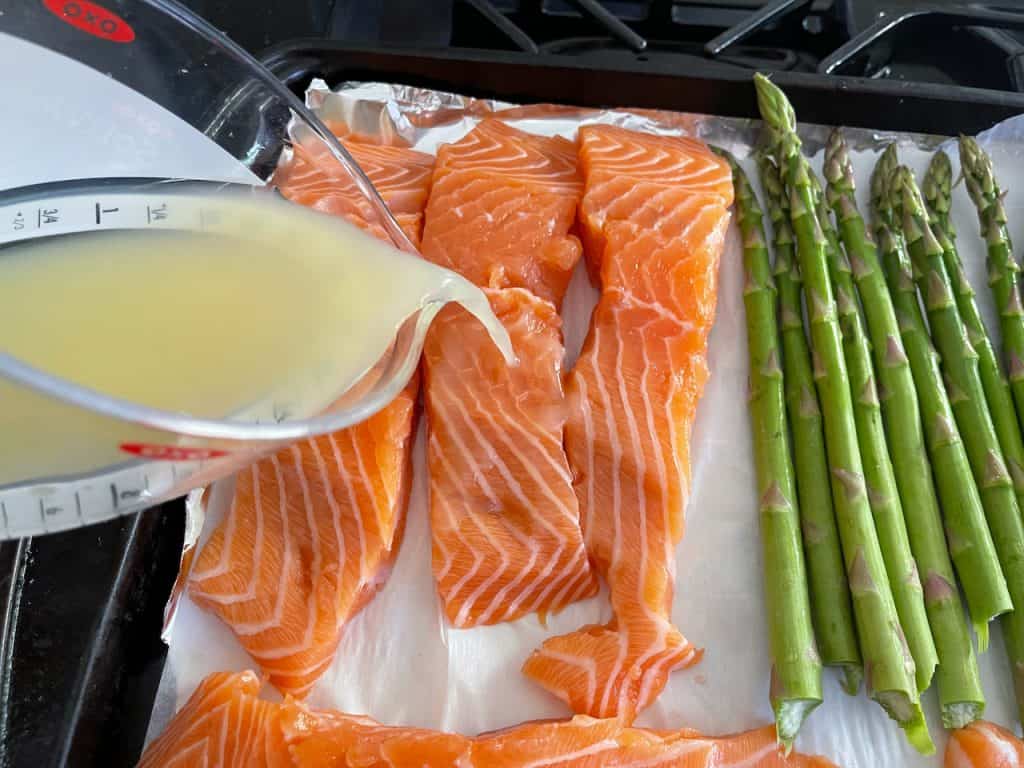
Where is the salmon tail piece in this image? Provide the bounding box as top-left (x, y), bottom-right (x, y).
top-left (523, 124), bottom-right (733, 721)
top-left (523, 619), bottom-right (704, 721)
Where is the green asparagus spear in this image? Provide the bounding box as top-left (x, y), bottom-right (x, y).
top-left (725, 152), bottom-right (823, 747)
top-left (807, 169), bottom-right (938, 694)
top-left (925, 151), bottom-right (1024, 514)
top-left (893, 161), bottom-right (1023, 649)
top-left (825, 130), bottom-right (983, 728)
top-left (871, 147), bottom-right (1011, 653)
top-left (909, 157), bottom-right (1024, 729)
top-left (758, 150), bottom-right (862, 695)
top-left (959, 136), bottom-right (1024, 432)
top-left (755, 73), bottom-right (932, 755)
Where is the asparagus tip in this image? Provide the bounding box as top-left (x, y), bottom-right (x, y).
top-left (894, 165), bottom-right (928, 218)
top-left (871, 143), bottom-right (900, 207)
top-left (754, 73), bottom-right (797, 137)
top-left (958, 135), bottom-right (1000, 216)
top-left (958, 135), bottom-right (982, 169)
top-left (823, 128), bottom-right (852, 189)
top-left (927, 149), bottom-right (952, 187)
top-left (923, 150), bottom-right (954, 232)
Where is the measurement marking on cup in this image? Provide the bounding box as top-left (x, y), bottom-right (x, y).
top-left (147, 204), bottom-right (168, 224)
top-left (75, 492), bottom-right (84, 525)
top-left (38, 499), bottom-right (47, 531)
top-left (39, 498), bottom-right (63, 521)
top-left (111, 482), bottom-right (143, 507)
top-left (94, 203), bottom-right (120, 224)
top-left (1, 503), bottom-right (8, 534)
top-left (37, 208), bottom-right (59, 227)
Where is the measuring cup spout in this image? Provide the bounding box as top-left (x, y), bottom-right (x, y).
top-left (438, 274), bottom-right (517, 366)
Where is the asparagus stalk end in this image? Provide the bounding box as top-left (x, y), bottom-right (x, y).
top-left (943, 701), bottom-right (985, 731)
top-left (773, 698), bottom-right (821, 751)
top-left (839, 664), bottom-right (862, 696)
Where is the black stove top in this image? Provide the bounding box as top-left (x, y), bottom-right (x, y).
top-left (183, 0), bottom-right (1024, 92)
top-left (414, 0), bottom-right (1024, 91)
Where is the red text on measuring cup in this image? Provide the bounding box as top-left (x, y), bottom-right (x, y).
top-left (120, 443), bottom-right (228, 462)
top-left (43, 0), bottom-right (136, 43)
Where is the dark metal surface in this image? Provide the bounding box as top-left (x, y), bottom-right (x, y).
top-left (262, 40), bottom-right (1024, 135)
top-left (449, 0), bottom-right (839, 71)
top-left (704, 0), bottom-right (813, 55)
top-left (570, 0), bottom-right (648, 51)
top-left (820, 4), bottom-right (1024, 75)
top-left (176, 0), bottom-right (334, 51)
top-left (461, 0), bottom-right (540, 52)
top-left (0, 505), bottom-right (184, 766)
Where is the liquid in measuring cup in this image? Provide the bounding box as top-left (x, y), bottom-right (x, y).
top-left (0, 187), bottom-right (511, 490)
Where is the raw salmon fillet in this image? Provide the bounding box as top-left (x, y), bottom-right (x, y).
top-left (420, 118), bottom-right (583, 307)
top-left (287, 709), bottom-right (838, 767)
top-left (523, 125), bottom-right (733, 720)
top-left (424, 288), bottom-right (596, 626)
top-left (189, 137), bottom-right (433, 697)
top-left (946, 721), bottom-right (1024, 767)
top-left (419, 119), bottom-right (596, 626)
top-left (189, 383), bottom-right (417, 697)
top-left (138, 671), bottom-right (291, 768)
top-left (143, 671), bottom-right (839, 768)
top-left (275, 134), bottom-right (435, 246)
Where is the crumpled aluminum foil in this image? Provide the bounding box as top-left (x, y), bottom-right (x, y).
top-left (305, 78), bottom-right (949, 158)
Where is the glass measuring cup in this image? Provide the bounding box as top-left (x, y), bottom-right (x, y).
top-left (0, 1), bottom-right (511, 539)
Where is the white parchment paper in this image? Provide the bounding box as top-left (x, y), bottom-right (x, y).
top-left (148, 81), bottom-right (1024, 767)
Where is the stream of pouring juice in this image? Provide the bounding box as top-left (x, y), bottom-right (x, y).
top-left (0, 191), bottom-right (508, 488)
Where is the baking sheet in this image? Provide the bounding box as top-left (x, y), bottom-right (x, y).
top-left (149, 80), bottom-right (1024, 766)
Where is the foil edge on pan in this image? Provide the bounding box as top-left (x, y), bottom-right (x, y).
top-left (160, 487), bottom-right (207, 643)
top-left (307, 78), bottom-right (953, 158)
